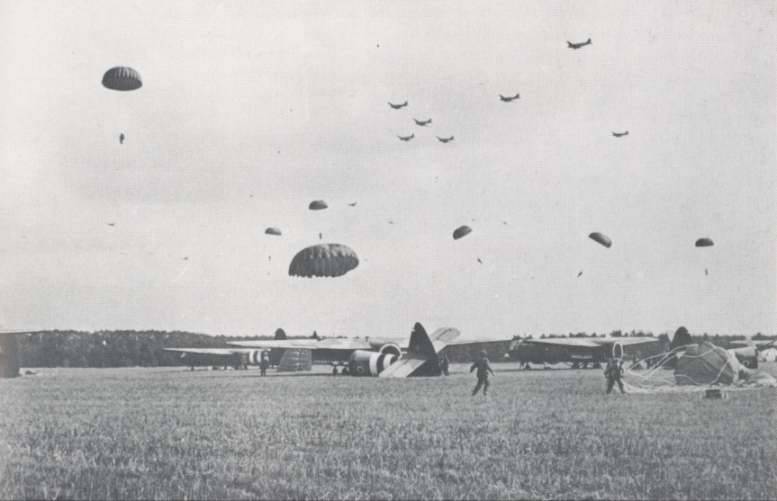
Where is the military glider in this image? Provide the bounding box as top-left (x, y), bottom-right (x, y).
top-left (231, 322), bottom-right (505, 377)
top-left (508, 336), bottom-right (662, 369)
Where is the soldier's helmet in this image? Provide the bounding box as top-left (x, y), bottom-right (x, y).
top-left (480, 350), bottom-right (488, 357)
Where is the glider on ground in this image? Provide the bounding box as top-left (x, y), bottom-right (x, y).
top-left (231, 322), bottom-right (504, 377)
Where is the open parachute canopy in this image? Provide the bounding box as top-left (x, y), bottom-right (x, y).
top-left (588, 232), bottom-right (612, 248)
top-left (452, 225), bottom-right (472, 240)
top-left (265, 227), bottom-right (282, 236)
top-left (289, 243), bottom-right (359, 278)
top-left (102, 67), bottom-right (143, 91)
top-left (308, 200), bottom-right (328, 211)
top-left (695, 238), bottom-right (714, 247)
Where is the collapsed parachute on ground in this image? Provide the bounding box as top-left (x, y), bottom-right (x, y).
top-left (289, 243), bottom-right (359, 278)
top-left (588, 232), bottom-right (612, 248)
top-left (309, 200), bottom-right (328, 211)
top-left (265, 227), bottom-right (282, 236)
top-left (674, 342), bottom-right (736, 385)
top-left (453, 225), bottom-right (472, 240)
top-left (102, 67), bottom-right (143, 91)
top-left (695, 238), bottom-right (714, 247)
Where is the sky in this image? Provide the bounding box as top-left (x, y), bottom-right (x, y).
top-left (0, 1), bottom-right (774, 338)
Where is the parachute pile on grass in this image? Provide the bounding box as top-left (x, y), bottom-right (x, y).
top-left (289, 243), bottom-right (359, 278)
top-left (623, 341), bottom-right (777, 394)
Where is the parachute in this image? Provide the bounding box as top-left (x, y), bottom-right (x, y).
top-left (623, 341), bottom-right (777, 393)
top-left (695, 238), bottom-right (714, 247)
top-left (453, 225), bottom-right (472, 240)
top-left (265, 227), bottom-right (282, 236)
top-left (102, 67), bottom-right (143, 91)
top-left (588, 232), bottom-right (612, 248)
top-left (289, 243), bottom-right (359, 278)
top-left (309, 200), bottom-right (328, 211)
top-left (674, 342), bottom-right (736, 385)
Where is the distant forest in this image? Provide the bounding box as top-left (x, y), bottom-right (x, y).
top-left (13, 329), bottom-right (776, 368)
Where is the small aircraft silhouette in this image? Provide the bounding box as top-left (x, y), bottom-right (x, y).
top-left (567, 38), bottom-right (592, 50)
top-left (398, 134), bottom-right (415, 142)
top-left (612, 131), bottom-right (629, 138)
top-left (436, 136), bottom-right (454, 143)
top-left (499, 93), bottom-right (520, 102)
top-left (119, 133), bottom-right (125, 144)
top-left (388, 101), bottom-right (408, 109)
top-left (414, 118), bottom-right (432, 127)
top-left (348, 202), bottom-right (357, 207)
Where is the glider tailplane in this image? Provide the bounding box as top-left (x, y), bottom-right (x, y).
top-left (380, 322), bottom-right (447, 378)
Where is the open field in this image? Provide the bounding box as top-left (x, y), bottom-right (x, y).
top-left (1, 363), bottom-right (776, 500)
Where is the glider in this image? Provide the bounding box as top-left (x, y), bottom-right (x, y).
top-left (508, 336), bottom-right (661, 369)
top-left (567, 38), bottom-right (592, 50)
top-left (388, 101), bottom-right (408, 109)
top-left (231, 322), bottom-right (507, 377)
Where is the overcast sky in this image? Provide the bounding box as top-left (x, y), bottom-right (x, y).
top-left (0, 1), bottom-right (774, 338)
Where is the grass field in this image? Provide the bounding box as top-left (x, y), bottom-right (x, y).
top-left (1, 363), bottom-right (775, 500)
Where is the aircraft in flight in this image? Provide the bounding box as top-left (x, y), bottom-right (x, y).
top-left (230, 322), bottom-right (505, 377)
top-left (508, 336), bottom-right (663, 369)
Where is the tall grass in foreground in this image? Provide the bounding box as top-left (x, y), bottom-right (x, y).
top-left (1, 365), bottom-right (775, 500)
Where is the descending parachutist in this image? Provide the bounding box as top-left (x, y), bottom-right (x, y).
top-left (119, 133), bottom-right (125, 144)
top-left (705, 268), bottom-right (709, 276)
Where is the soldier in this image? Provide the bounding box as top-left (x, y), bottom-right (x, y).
top-left (439, 352), bottom-right (450, 376)
top-left (259, 353), bottom-right (269, 377)
top-left (604, 357), bottom-right (626, 394)
top-left (470, 350), bottom-right (495, 396)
